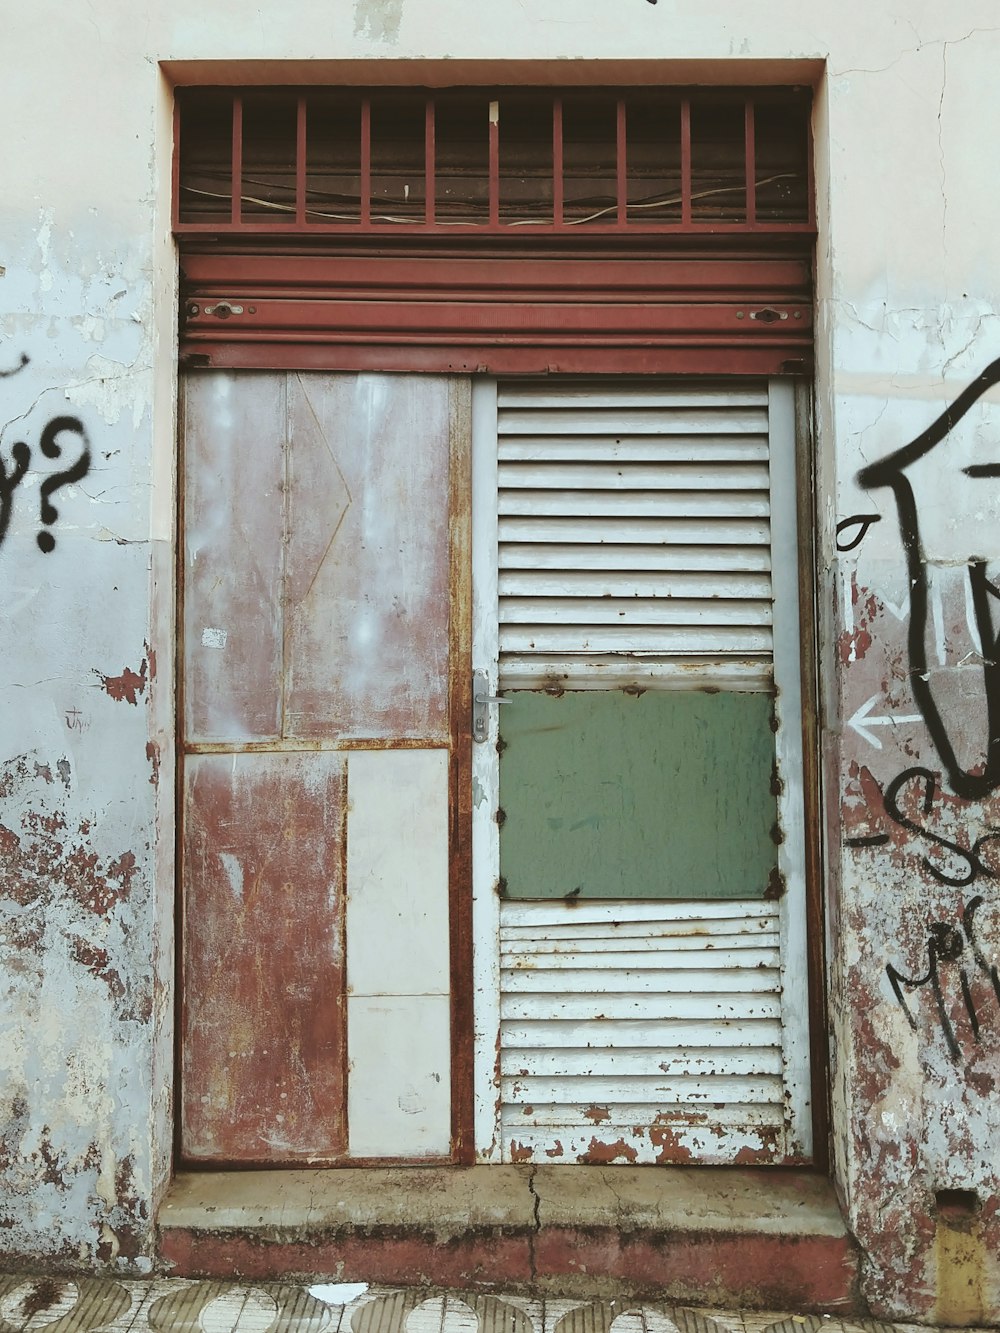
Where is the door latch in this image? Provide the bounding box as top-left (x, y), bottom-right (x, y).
top-left (473, 669), bottom-right (508, 743)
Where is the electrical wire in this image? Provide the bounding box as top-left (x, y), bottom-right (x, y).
top-left (180, 171), bottom-right (799, 227)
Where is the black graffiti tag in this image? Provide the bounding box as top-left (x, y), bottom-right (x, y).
top-left (836, 513), bottom-right (882, 552)
top-left (883, 766), bottom-right (1000, 887)
top-left (0, 439), bottom-right (30, 548)
top-left (846, 765), bottom-right (1000, 882)
top-left (0, 352), bottom-right (29, 378)
top-left (887, 894), bottom-right (1000, 1060)
top-left (0, 413), bottom-right (91, 555)
top-left (857, 356), bottom-right (1000, 798)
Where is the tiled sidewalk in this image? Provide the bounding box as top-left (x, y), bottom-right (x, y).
top-left (0, 1276), bottom-right (988, 1333)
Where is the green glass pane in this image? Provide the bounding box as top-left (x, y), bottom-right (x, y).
top-left (499, 691), bottom-right (777, 900)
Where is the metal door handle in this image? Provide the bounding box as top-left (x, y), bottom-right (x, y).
top-left (473, 669), bottom-right (508, 743)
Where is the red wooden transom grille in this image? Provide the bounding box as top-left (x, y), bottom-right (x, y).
top-left (174, 86), bottom-right (813, 238)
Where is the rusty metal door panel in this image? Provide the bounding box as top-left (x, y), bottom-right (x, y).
top-left (182, 373), bottom-right (285, 741)
top-left (179, 369), bottom-right (470, 1166)
top-left (181, 750), bottom-right (347, 1163)
top-left (283, 374), bottom-right (451, 741)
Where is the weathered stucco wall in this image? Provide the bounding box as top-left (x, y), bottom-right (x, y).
top-left (0, 37), bottom-right (175, 1267)
top-left (2, 0), bottom-right (1000, 1320)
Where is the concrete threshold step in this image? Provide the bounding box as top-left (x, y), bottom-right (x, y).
top-left (158, 1166), bottom-right (861, 1316)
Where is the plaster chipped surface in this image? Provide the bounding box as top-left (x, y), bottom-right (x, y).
top-left (353, 0), bottom-right (404, 42)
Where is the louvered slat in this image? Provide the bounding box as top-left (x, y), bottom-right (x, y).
top-left (502, 946), bottom-right (780, 969)
top-left (502, 931), bottom-right (780, 954)
top-left (501, 1104), bottom-right (783, 1130)
top-left (497, 381), bottom-right (772, 688)
top-left (502, 966), bottom-right (781, 994)
top-left (500, 571), bottom-right (770, 598)
top-left (501, 1047), bottom-right (784, 1077)
top-left (498, 462), bottom-right (769, 489)
top-left (499, 516), bottom-right (768, 544)
top-left (500, 437), bottom-right (770, 462)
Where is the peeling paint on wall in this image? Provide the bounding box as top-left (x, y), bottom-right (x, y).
top-left (353, 0), bottom-right (404, 42)
top-left (0, 755), bottom-right (154, 1264)
top-left (836, 355), bottom-right (1000, 1321)
top-left (96, 659), bottom-right (148, 707)
top-left (0, 237), bottom-right (162, 1269)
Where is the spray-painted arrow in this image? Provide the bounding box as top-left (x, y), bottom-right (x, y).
top-left (847, 694), bottom-right (923, 749)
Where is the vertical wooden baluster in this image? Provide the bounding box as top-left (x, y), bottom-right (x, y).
top-left (296, 95), bottom-right (307, 227)
top-left (553, 96), bottom-right (564, 228)
top-left (680, 97), bottom-right (692, 228)
top-left (231, 95), bottom-right (243, 226)
top-left (745, 97), bottom-right (757, 226)
top-left (426, 96), bottom-right (436, 226)
top-left (361, 96), bottom-right (371, 227)
top-left (616, 97), bottom-right (627, 227)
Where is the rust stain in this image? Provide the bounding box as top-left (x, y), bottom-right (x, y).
top-left (509, 1141), bottom-right (534, 1162)
top-left (838, 625), bottom-right (873, 666)
top-left (648, 1114), bottom-right (695, 1164)
top-left (582, 1104), bottom-right (611, 1124)
top-left (733, 1134), bottom-right (779, 1164)
top-left (0, 756), bottom-right (151, 1032)
top-left (111, 1153), bottom-right (147, 1259)
top-left (69, 936), bottom-right (125, 999)
top-left (96, 658), bottom-right (148, 706)
top-left (182, 751), bottom-right (347, 1161)
top-left (763, 866), bottom-right (785, 900)
top-left (145, 741), bottom-right (160, 788)
top-left (544, 1139), bottom-right (564, 1158)
top-left (578, 1135), bottom-right (638, 1164)
top-left (3, 810), bottom-right (138, 920)
top-left (838, 578), bottom-right (880, 665)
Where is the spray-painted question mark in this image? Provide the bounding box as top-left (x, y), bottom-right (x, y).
top-left (37, 415), bottom-right (91, 553)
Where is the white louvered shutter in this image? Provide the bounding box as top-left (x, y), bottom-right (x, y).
top-left (497, 381), bottom-right (774, 689)
top-left (499, 900), bottom-right (787, 1165)
top-left (472, 378), bottom-right (811, 1166)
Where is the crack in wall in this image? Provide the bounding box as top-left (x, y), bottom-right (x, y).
top-left (832, 24), bottom-right (1000, 79)
top-left (526, 1165), bottom-right (540, 1283)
